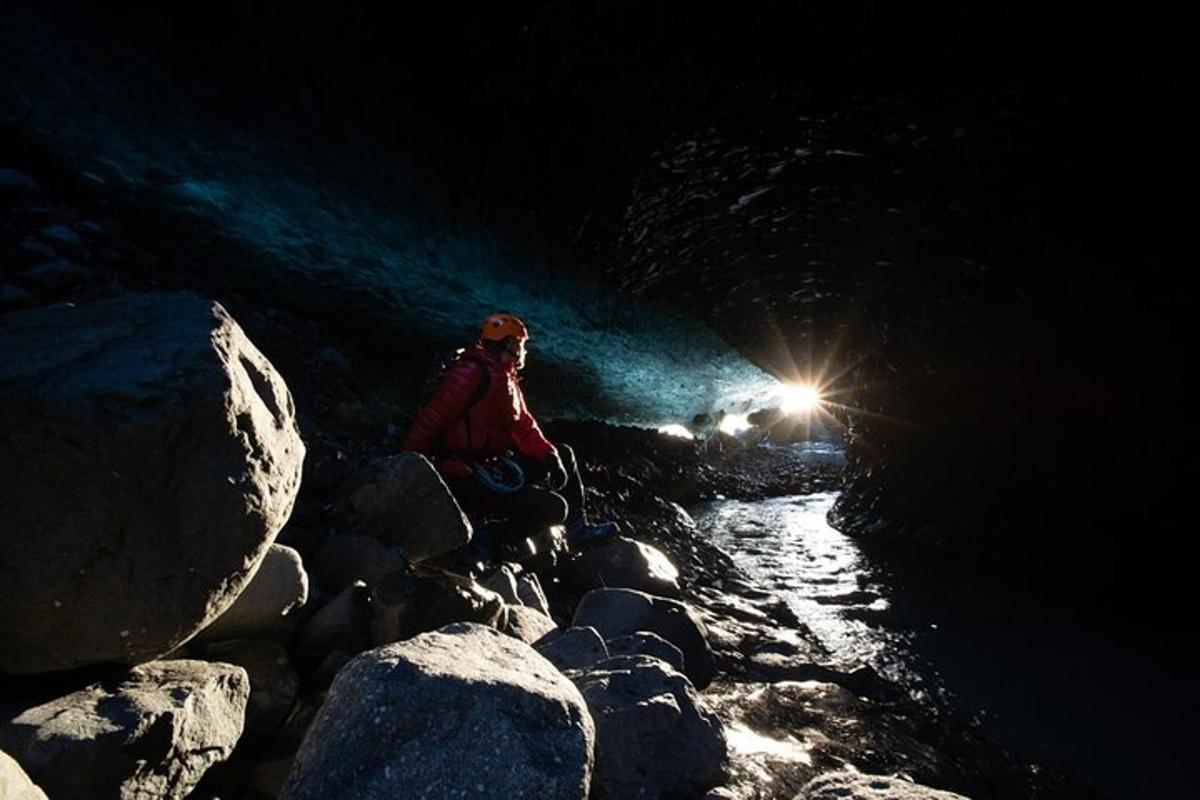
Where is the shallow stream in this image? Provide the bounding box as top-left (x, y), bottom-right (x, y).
top-left (692, 484), bottom-right (1190, 799)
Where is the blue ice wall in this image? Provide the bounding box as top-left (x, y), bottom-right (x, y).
top-left (2, 27), bottom-right (777, 426)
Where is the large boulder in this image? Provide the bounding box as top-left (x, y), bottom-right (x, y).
top-left (0, 293), bottom-right (304, 673)
top-left (606, 632), bottom-right (685, 674)
top-left (572, 588), bottom-right (715, 689)
top-left (502, 604), bottom-right (559, 644)
top-left (281, 623), bottom-right (595, 800)
top-left (369, 569), bottom-right (506, 645)
top-left (194, 543), bottom-right (309, 643)
top-left (337, 453), bottom-right (471, 561)
top-left (294, 584), bottom-right (372, 668)
top-left (572, 655), bottom-right (727, 800)
top-left (0, 750), bottom-right (48, 800)
top-left (800, 771), bottom-right (969, 799)
top-left (568, 537), bottom-right (682, 597)
top-left (534, 626), bottom-right (609, 672)
top-left (0, 660), bottom-right (248, 799)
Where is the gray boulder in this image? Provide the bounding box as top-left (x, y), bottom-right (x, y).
top-left (338, 453), bottom-right (471, 561)
top-left (569, 537), bottom-right (682, 597)
top-left (517, 571), bottom-right (552, 616)
top-left (800, 771), bottom-right (969, 799)
top-left (0, 660), bottom-right (248, 800)
top-left (573, 654), bottom-right (726, 800)
top-left (0, 751), bottom-right (48, 800)
top-left (310, 533), bottom-right (408, 592)
top-left (281, 623), bottom-right (594, 800)
top-left (0, 293), bottom-right (304, 673)
top-left (195, 639), bottom-right (299, 741)
top-left (480, 563), bottom-right (523, 604)
top-left (370, 569), bottom-right (506, 645)
top-left (502, 604), bottom-right (558, 644)
top-left (195, 543), bottom-right (309, 643)
top-left (607, 632), bottom-right (685, 673)
top-left (535, 626), bottom-right (609, 672)
top-left (572, 588), bottom-right (714, 689)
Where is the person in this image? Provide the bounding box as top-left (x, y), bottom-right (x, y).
top-left (401, 312), bottom-right (616, 560)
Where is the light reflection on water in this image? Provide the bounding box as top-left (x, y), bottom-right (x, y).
top-left (692, 492), bottom-right (944, 703)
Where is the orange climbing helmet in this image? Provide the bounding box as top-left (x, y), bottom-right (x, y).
top-left (480, 313), bottom-right (529, 343)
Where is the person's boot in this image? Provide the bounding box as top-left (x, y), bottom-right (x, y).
top-left (566, 518), bottom-right (619, 547)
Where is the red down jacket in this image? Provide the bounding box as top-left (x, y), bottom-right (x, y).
top-left (401, 344), bottom-right (557, 478)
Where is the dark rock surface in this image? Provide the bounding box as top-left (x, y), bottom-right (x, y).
top-left (0, 292), bottom-right (304, 673)
top-left (572, 588), bottom-right (715, 690)
top-left (309, 533), bottom-right (409, 593)
top-left (195, 543), bottom-right (309, 644)
top-left (0, 660), bottom-right (248, 799)
top-left (535, 626), bottom-right (609, 672)
top-left (573, 654), bottom-right (727, 800)
top-left (501, 604), bottom-right (558, 645)
top-left (606, 632), bottom-right (685, 674)
top-left (336, 454), bottom-right (471, 561)
top-left (568, 536), bottom-right (682, 597)
top-left (281, 623), bottom-right (594, 800)
top-left (193, 639), bottom-right (299, 742)
top-left (369, 569), bottom-right (507, 646)
top-left (800, 771), bottom-right (968, 800)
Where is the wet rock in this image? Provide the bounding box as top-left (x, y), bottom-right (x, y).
top-left (573, 654), bottom-right (727, 800)
top-left (337, 453), bottom-right (471, 561)
top-left (295, 584), bottom-right (372, 667)
top-left (0, 285), bottom-right (36, 312)
top-left (607, 632), bottom-right (685, 673)
top-left (310, 533), bottom-right (408, 592)
top-left (20, 259), bottom-right (96, 294)
top-left (517, 571), bottom-right (552, 616)
top-left (569, 536), bottom-right (682, 597)
top-left (502, 604), bottom-right (558, 644)
top-left (0, 750), bottom-right (48, 800)
top-left (535, 626), bottom-right (609, 671)
top-left (0, 169), bottom-right (42, 203)
top-left (195, 640), bottom-right (299, 741)
top-left (0, 660), bottom-right (248, 800)
top-left (0, 292), bottom-right (305, 673)
top-left (36, 224), bottom-right (84, 257)
top-left (572, 588), bottom-right (715, 689)
top-left (281, 623), bottom-right (594, 800)
top-left (800, 771), bottom-right (968, 799)
top-left (370, 570), bottom-right (506, 645)
top-left (195, 543), bottom-right (309, 643)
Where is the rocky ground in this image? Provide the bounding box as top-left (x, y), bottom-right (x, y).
top-left (1, 168), bottom-right (1106, 799)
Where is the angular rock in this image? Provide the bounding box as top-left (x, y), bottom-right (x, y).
top-left (502, 604), bottom-right (558, 644)
top-left (195, 544), bottom-right (309, 643)
top-left (370, 570), bottom-right (506, 645)
top-left (801, 771), bottom-right (969, 799)
top-left (569, 537), bottom-right (682, 597)
top-left (0, 750), bottom-right (48, 800)
top-left (295, 584), bottom-right (372, 667)
top-left (310, 533), bottom-right (408, 592)
top-left (607, 632), bottom-right (685, 674)
top-left (480, 564), bottom-right (523, 604)
top-left (21, 260), bottom-right (96, 294)
top-left (195, 639), bottom-right (299, 741)
top-left (0, 293), bottom-right (304, 673)
top-left (0, 660), bottom-right (248, 800)
top-left (338, 453), bottom-right (471, 561)
top-left (572, 588), bottom-right (715, 688)
top-left (573, 654), bottom-right (726, 800)
top-left (535, 626), bottom-right (609, 672)
top-left (282, 623), bottom-right (594, 800)
top-left (517, 571), bottom-right (552, 616)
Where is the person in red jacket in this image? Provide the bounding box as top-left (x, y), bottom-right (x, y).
top-left (402, 312), bottom-right (616, 554)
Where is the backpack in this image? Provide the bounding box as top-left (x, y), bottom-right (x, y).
top-left (418, 347), bottom-right (490, 413)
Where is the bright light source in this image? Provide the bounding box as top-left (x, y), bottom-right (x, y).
top-left (657, 424), bottom-right (694, 440)
top-left (719, 413), bottom-right (753, 436)
top-left (779, 383), bottom-right (822, 415)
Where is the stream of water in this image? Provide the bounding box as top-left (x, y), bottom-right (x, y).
top-left (691, 488), bottom-right (1190, 799)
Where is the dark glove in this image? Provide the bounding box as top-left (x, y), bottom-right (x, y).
top-left (545, 452), bottom-right (568, 491)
